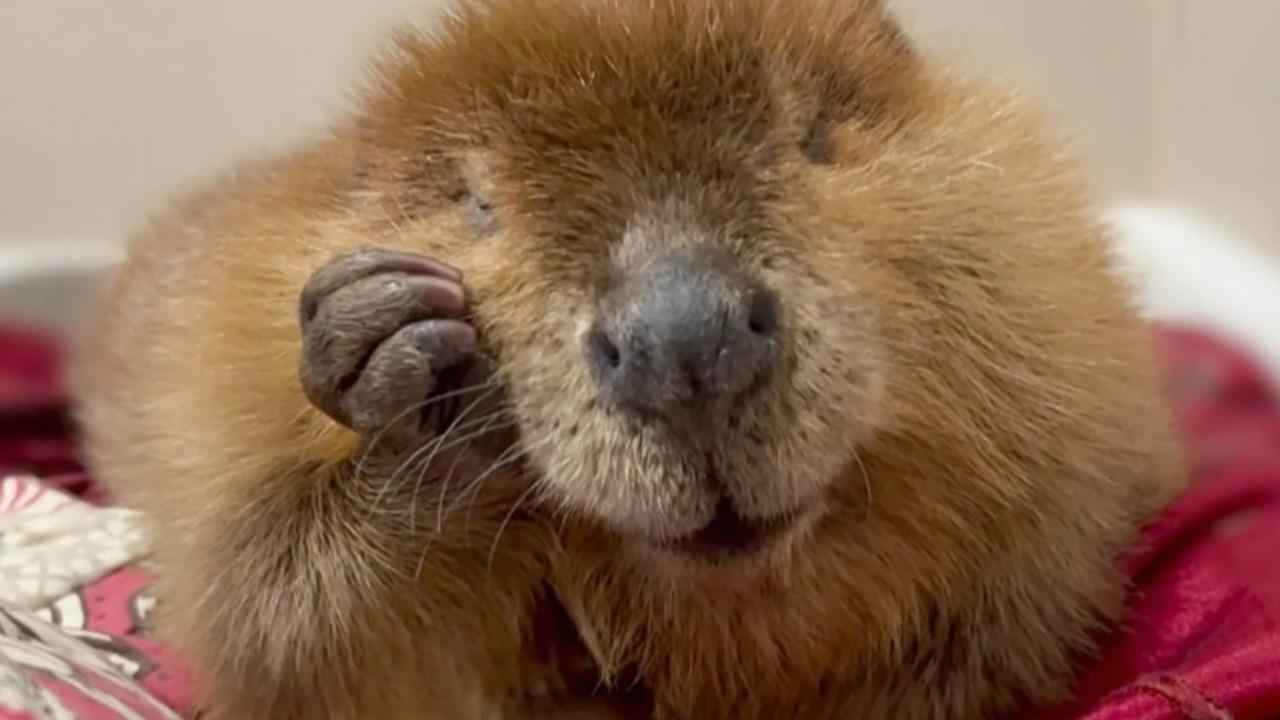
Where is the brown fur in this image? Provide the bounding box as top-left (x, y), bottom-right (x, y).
top-left (74, 0), bottom-right (1185, 718)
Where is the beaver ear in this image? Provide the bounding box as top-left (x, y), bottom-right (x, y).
top-left (789, 0), bottom-right (920, 163)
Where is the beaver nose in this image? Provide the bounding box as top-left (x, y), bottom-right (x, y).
top-left (587, 250), bottom-right (779, 415)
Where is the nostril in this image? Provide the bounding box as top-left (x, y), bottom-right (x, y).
top-left (588, 326), bottom-right (622, 372)
top-left (747, 288), bottom-right (779, 337)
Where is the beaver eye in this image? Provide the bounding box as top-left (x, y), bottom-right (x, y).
top-left (452, 188), bottom-right (499, 238)
top-left (800, 117), bottom-right (835, 165)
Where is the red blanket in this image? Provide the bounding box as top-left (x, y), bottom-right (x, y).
top-left (1041, 327), bottom-right (1280, 719)
top-left (2, 321), bottom-right (1279, 719)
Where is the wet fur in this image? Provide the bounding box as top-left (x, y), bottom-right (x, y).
top-left (74, 0), bottom-right (1184, 718)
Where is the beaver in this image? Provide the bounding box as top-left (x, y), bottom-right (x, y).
top-left (73, 0), bottom-right (1185, 717)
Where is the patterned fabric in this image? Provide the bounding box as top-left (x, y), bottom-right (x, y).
top-left (0, 476), bottom-right (148, 610)
top-left (0, 326), bottom-right (193, 720)
top-left (0, 473), bottom-right (193, 720)
top-left (31, 568), bottom-right (191, 716)
top-left (0, 605), bottom-right (179, 720)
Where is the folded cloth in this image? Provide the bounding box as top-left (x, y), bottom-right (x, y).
top-left (31, 567), bottom-right (191, 717)
top-left (0, 475), bottom-right (148, 611)
top-left (0, 603), bottom-right (180, 720)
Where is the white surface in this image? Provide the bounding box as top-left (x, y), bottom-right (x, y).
top-left (0, 242), bottom-right (121, 336)
top-left (1108, 204), bottom-right (1280, 385)
top-left (0, 243), bottom-right (122, 282)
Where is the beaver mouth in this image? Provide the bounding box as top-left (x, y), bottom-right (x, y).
top-left (661, 497), bottom-right (796, 563)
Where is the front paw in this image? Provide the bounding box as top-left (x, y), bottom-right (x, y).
top-left (298, 248), bottom-right (478, 442)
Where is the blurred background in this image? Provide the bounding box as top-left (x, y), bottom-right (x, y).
top-left (0, 0), bottom-right (1278, 332)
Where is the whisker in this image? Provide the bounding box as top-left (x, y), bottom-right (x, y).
top-left (486, 481), bottom-right (542, 572)
top-left (399, 410), bottom-right (513, 491)
top-left (413, 432), bottom-right (556, 580)
top-left (374, 414), bottom-right (515, 521)
top-left (405, 415), bottom-right (518, 533)
top-left (371, 383), bottom-right (502, 511)
top-left (459, 430), bottom-right (564, 535)
top-left (851, 446), bottom-right (873, 520)
top-left (448, 443), bottom-right (528, 543)
top-left (381, 193), bottom-right (409, 235)
top-left (555, 501), bottom-right (574, 539)
top-left (434, 410), bottom-right (513, 533)
top-left (355, 377), bottom-right (502, 473)
top-left (399, 383), bottom-right (504, 525)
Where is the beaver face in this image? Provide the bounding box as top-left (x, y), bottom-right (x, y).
top-left (360, 0), bottom-right (916, 563)
top-left (496, 188), bottom-right (885, 563)
top-left (516, 194), bottom-right (886, 559)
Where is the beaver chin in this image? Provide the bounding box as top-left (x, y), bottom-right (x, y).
top-left (617, 457), bottom-right (823, 569)
top-left (658, 497), bottom-right (800, 564)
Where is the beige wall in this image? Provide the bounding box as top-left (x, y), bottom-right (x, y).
top-left (1146, 1), bottom-right (1280, 250)
top-left (895, 1), bottom-right (1155, 201)
top-left (0, 0), bottom-right (451, 246)
top-left (2, 1), bottom-right (1277, 251)
top-left (894, 0), bottom-right (1280, 252)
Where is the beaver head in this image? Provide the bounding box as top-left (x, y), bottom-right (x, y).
top-left (350, 0), bottom-right (1179, 714)
top-left (356, 0), bottom-right (916, 555)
